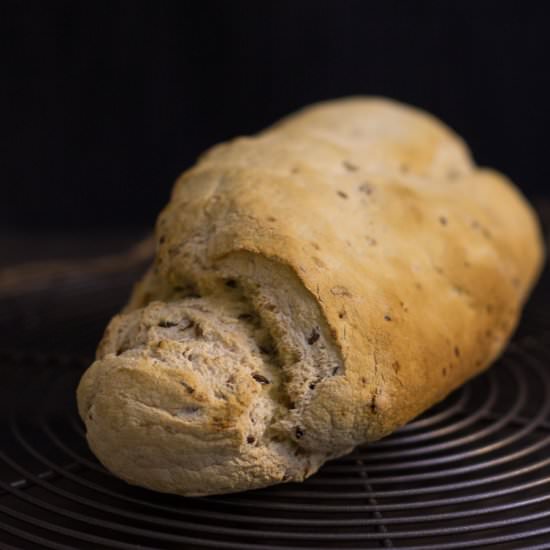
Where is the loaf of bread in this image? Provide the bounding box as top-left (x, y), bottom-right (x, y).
top-left (77, 97), bottom-right (543, 496)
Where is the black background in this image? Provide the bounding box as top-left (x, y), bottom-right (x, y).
top-left (2, 0), bottom-right (549, 231)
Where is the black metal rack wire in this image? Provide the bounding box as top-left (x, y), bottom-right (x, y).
top-left (2, 241), bottom-right (550, 549)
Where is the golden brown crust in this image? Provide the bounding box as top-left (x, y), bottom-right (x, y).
top-left (77, 97), bottom-right (544, 495)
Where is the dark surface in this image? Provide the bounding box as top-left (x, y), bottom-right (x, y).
top-left (2, 1), bottom-right (550, 229)
top-left (0, 231), bottom-right (151, 357)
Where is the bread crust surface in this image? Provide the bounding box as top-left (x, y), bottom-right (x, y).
top-left (77, 98), bottom-right (544, 495)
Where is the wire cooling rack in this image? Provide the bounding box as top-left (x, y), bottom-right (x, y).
top-left (1, 237), bottom-right (550, 549)
top-left (1, 338), bottom-right (550, 549)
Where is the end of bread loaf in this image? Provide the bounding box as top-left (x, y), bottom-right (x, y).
top-left (77, 252), bottom-right (351, 495)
